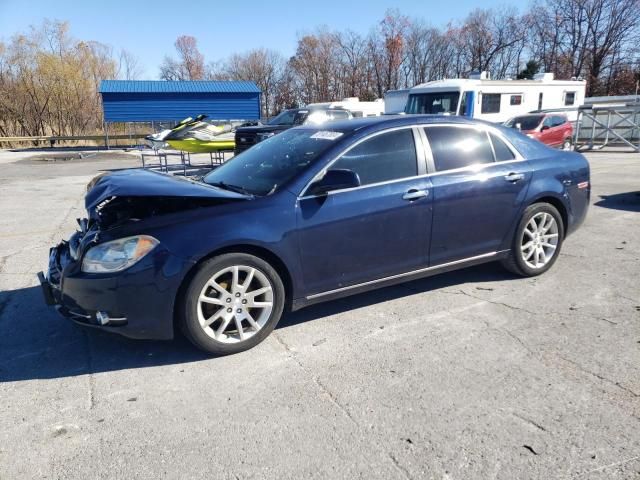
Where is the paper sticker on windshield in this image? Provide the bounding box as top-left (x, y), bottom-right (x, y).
top-left (310, 131), bottom-right (343, 140)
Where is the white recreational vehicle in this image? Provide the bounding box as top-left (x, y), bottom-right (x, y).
top-left (399, 72), bottom-right (586, 123)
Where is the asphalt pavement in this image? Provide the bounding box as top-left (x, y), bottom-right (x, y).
top-left (0, 148), bottom-right (638, 479)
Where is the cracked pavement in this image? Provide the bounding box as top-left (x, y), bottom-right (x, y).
top-left (0, 148), bottom-right (638, 479)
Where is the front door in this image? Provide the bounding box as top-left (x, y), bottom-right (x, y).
top-left (296, 128), bottom-right (433, 296)
top-left (423, 125), bottom-right (532, 265)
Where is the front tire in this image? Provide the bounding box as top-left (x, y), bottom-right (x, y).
top-left (501, 203), bottom-right (564, 277)
top-left (180, 253), bottom-right (285, 355)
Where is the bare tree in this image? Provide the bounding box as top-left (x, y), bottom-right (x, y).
top-left (528, 0), bottom-right (640, 95)
top-left (219, 49), bottom-right (286, 117)
top-left (159, 35), bottom-right (205, 80)
top-left (0, 20), bottom-right (116, 138)
top-left (118, 49), bottom-right (142, 80)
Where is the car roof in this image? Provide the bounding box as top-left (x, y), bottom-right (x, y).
top-left (293, 114), bottom-right (555, 160)
top-left (528, 111), bottom-right (568, 118)
top-left (300, 114), bottom-right (485, 134)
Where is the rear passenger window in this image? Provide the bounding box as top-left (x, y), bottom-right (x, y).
top-left (332, 129), bottom-right (417, 185)
top-left (424, 126), bottom-right (494, 172)
top-left (489, 132), bottom-right (515, 161)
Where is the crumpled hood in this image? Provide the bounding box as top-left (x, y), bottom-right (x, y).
top-left (85, 169), bottom-right (250, 228)
top-left (86, 169), bottom-right (247, 211)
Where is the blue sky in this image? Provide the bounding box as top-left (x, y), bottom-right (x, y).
top-left (0, 0), bottom-right (517, 78)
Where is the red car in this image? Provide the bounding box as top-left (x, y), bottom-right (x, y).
top-left (505, 113), bottom-right (573, 149)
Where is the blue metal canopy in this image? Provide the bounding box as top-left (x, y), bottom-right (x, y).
top-left (99, 80), bottom-right (261, 122)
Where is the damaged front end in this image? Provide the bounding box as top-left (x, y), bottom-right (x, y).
top-left (38, 168), bottom-right (252, 339)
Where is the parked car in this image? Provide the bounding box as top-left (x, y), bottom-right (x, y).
top-left (234, 107), bottom-right (353, 154)
top-left (39, 116), bottom-right (590, 355)
top-left (504, 113), bottom-right (573, 149)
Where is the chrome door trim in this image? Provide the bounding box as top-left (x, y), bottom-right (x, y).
top-left (305, 250), bottom-right (507, 300)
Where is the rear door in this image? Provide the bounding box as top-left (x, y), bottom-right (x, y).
top-left (296, 127), bottom-right (433, 295)
top-left (423, 125), bottom-right (532, 265)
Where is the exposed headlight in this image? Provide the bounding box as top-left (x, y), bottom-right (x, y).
top-left (81, 235), bottom-right (159, 273)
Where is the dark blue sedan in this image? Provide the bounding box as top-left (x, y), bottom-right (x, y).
top-left (39, 115), bottom-right (590, 354)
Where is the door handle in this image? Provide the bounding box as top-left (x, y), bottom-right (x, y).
top-left (402, 189), bottom-right (429, 201)
top-left (504, 172), bottom-right (524, 183)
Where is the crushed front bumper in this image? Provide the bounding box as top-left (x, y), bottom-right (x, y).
top-left (38, 239), bottom-right (191, 340)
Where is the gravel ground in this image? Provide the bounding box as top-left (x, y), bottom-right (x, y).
top-left (0, 147), bottom-right (638, 479)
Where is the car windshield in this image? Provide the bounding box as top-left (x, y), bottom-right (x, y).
top-left (203, 128), bottom-right (340, 196)
top-left (267, 110), bottom-right (309, 126)
top-left (405, 92), bottom-right (460, 114)
top-left (505, 115), bottom-right (544, 131)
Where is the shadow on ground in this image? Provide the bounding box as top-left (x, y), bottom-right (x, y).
top-left (594, 192), bottom-right (640, 212)
top-left (0, 263), bottom-right (513, 383)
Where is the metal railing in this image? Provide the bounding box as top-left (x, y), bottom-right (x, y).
top-left (0, 134), bottom-right (147, 147)
top-left (573, 96), bottom-right (640, 152)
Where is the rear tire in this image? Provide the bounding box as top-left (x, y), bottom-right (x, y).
top-left (562, 137), bottom-right (573, 150)
top-left (180, 253), bottom-right (285, 355)
top-left (501, 203), bottom-right (564, 277)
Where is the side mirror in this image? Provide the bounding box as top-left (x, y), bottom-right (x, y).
top-left (308, 169), bottom-right (361, 196)
top-left (541, 125), bottom-right (550, 131)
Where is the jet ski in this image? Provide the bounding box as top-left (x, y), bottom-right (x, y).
top-left (163, 115), bottom-right (236, 153)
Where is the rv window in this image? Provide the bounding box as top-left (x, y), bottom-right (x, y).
top-left (564, 92), bottom-right (576, 106)
top-left (424, 126), bottom-right (494, 171)
top-left (489, 133), bottom-right (515, 161)
top-left (510, 95), bottom-right (522, 106)
top-left (481, 94), bottom-right (501, 114)
top-left (405, 92), bottom-right (460, 115)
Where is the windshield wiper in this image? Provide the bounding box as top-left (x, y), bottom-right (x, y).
top-left (208, 181), bottom-right (255, 197)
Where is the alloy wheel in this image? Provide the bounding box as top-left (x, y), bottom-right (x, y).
top-left (520, 212), bottom-right (559, 269)
top-left (197, 265), bottom-right (274, 343)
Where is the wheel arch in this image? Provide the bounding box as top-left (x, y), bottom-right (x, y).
top-left (173, 244), bottom-right (294, 332)
top-left (528, 195), bottom-right (568, 236)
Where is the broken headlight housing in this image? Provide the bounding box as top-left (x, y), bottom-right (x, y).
top-left (81, 235), bottom-right (159, 273)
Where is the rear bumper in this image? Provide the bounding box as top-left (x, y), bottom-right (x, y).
top-left (39, 241), bottom-right (193, 340)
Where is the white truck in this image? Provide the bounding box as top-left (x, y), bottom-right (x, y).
top-left (392, 72), bottom-right (586, 123)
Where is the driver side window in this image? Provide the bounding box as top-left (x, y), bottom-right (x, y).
top-left (332, 129), bottom-right (418, 186)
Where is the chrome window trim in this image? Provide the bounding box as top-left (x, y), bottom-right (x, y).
top-left (306, 250), bottom-right (508, 299)
top-left (299, 125), bottom-right (422, 198)
top-left (298, 122), bottom-right (525, 200)
top-left (420, 123), bottom-right (523, 175)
